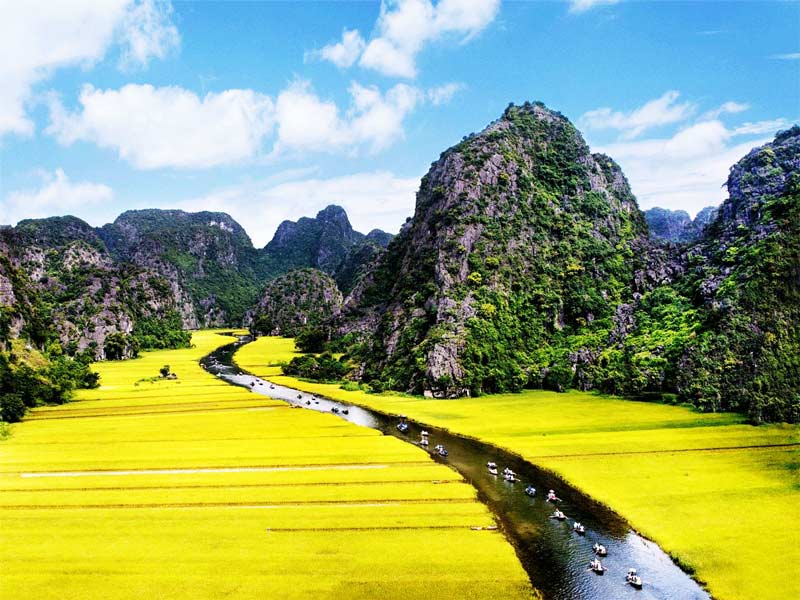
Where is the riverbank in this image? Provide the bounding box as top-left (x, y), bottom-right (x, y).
top-left (0, 331), bottom-right (532, 599)
top-left (235, 336), bottom-right (800, 600)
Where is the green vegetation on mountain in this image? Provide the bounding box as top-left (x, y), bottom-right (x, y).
top-left (250, 268), bottom-right (343, 337)
top-left (334, 105), bottom-right (798, 423)
top-left (644, 206), bottom-right (718, 243)
top-left (265, 205), bottom-right (393, 294)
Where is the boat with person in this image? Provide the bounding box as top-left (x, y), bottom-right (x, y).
top-left (524, 485), bottom-right (536, 497)
top-left (487, 461), bottom-right (498, 475)
top-left (593, 543), bottom-right (608, 557)
top-left (626, 568), bottom-right (643, 589)
top-left (551, 509), bottom-right (567, 520)
top-left (590, 559), bottom-right (605, 574)
top-left (573, 521), bottom-right (586, 535)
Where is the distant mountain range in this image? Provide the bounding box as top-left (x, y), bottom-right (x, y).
top-left (1, 103), bottom-right (797, 422)
top-left (0, 205), bottom-right (390, 358)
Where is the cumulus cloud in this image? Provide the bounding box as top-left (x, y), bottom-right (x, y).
top-left (0, 0), bottom-right (179, 138)
top-left (568, 0), bottom-right (620, 14)
top-left (580, 90), bottom-right (696, 139)
top-left (46, 79), bottom-right (430, 167)
top-left (312, 0), bottom-right (499, 78)
top-left (176, 171), bottom-right (420, 246)
top-left (47, 84), bottom-right (275, 169)
top-left (1, 169), bottom-right (113, 225)
top-left (306, 29), bottom-right (365, 68)
top-left (273, 80), bottom-right (422, 156)
top-left (596, 118), bottom-right (788, 216)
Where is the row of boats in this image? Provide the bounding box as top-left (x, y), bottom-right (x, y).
top-left (485, 462), bottom-right (643, 589)
top-left (397, 415), bottom-right (644, 590)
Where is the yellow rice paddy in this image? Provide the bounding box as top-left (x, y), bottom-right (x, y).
top-left (237, 336), bottom-right (800, 600)
top-left (0, 331), bottom-right (532, 599)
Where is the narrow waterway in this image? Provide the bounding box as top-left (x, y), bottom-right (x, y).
top-left (201, 336), bottom-right (711, 600)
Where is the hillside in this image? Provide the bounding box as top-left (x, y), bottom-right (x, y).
top-left (250, 268), bottom-right (343, 336)
top-left (645, 206), bottom-right (718, 243)
top-left (264, 205), bottom-right (392, 293)
top-left (339, 102), bottom-right (649, 396)
top-left (335, 105), bottom-right (798, 422)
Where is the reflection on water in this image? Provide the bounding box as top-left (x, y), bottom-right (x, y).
top-left (202, 337), bottom-right (710, 600)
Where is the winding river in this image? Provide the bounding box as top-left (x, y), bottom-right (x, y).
top-left (201, 336), bottom-right (710, 600)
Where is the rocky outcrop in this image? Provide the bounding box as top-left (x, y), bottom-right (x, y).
top-left (645, 206), bottom-right (718, 243)
top-left (339, 102), bottom-right (649, 396)
top-left (0, 220), bottom-right (187, 358)
top-left (251, 269), bottom-right (342, 336)
top-left (264, 205), bottom-right (393, 293)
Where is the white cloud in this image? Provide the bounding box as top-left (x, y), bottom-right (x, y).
top-left (47, 84), bottom-right (275, 169)
top-left (176, 171), bottom-right (420, 246)
top-left (46, 79), bottom-right (427, 167)
top-left (118, 0), bottom-right (180, 69)
top-left (272, 80), bottom-right (422, 156)
top-left (700, 101), bottom-right (749, 121)
top-left (580, 90), bottom-right (696, 139)
top-left (307, 29), bottom-right (365, 68)
top-left (1, 169), bottom-right (113, 225)
top-left (733, 118), bottom-right (790, 136)
top-left (569, 0), bottom-right (620, 14)
top-left (771, 52), bottom-right (800, 60)
top-left (427, 82), bottom-right (465, 105)
top-left (315, 0), bottom-right (499, 79)
top-left (596, 119), bottom-right (786, 216)
top-left (0, 0), bottom-right (178, 138)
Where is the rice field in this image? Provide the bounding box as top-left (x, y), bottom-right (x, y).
top-left (0, 331), bottom-right (533, 600)
top-left (237, 336), bottom-right (800, 600)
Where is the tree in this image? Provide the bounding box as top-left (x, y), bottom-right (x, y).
top-left (295, 327), bottom-right (326, 353)
top-left (160, 365), bottom-right (171, 378)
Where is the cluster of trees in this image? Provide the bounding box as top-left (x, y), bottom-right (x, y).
top-left (282, 351), bottom-right (349, 382)
top-left (0, 345), bottom-right (98, 423)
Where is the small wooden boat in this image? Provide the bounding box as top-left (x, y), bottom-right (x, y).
top-left (546, 490), bottom-right (561, 502)
top-left (419, 437), bottom-right (429, 446)
top-left (342, 409), bottom-right (349, 415)
top-left (397, 422), bottom-right (409, 433)
top-left (551, 510), bottom-right (567, 520)
top-left (593, 543), bottom-right (608, 557)
top-left (488, 465), bottom-right (498, 475)
top-left (590, 559), bottom-right (605, 574)
top-left (524, 485), bottom-right (536, 497)
top-left (626, 569), bottom-right (643, 589)
top-left (573, 522), bottom-right (586, 535)
top-left (504, 472), bottom-right (516, 483)
top-left (434, 444), bottom-right (448, 457)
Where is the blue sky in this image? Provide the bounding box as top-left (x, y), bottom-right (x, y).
top-left (1, 0), bottom-right (797, 246)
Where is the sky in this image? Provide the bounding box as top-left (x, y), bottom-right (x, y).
top-left (0, 0), bottom-right (798, 247)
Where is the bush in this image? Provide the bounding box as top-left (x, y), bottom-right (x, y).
top-left (0, 393), bottom-right (26, 423)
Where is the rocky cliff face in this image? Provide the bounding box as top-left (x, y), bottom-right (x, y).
top-left (340, 102), bottom-right (649, 395)
top-left (264, 205), bottom-right (392, 293)
top-left (669, 126), bottom-right (800, 421)
top-left (251, 268), bottom-right (343, 336)
top-left (336, 107), bottom-right (798, 422)
top-left (0, 218), bottom-right (188, 358)
top-left (99, 209), bottom-right (269, 326)
top-left (645, 206), bottom-right (718, 243)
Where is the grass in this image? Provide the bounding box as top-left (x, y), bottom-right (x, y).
top-left (0, 330), bottom-right (532, 600)
top-left (237, 336), bottom-right (800, 600)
